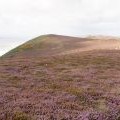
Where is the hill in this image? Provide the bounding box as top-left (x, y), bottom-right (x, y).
top-left (87, 35), bottom-right (120, 40)
top-left (0, 34), bottom-right (120, 119)
top-left (2, 34), bottom-right (91, 58)
top-left (2, 34), bottom-right (120, 58)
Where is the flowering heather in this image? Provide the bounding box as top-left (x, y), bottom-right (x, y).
top-left (0, 35), bottom-right (120, 120)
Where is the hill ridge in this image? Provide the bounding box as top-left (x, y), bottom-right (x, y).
top-left (2, 34), bottom-right (120, 58)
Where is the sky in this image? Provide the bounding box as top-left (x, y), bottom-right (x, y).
top-left (0, 0), bottom-right (120, 55)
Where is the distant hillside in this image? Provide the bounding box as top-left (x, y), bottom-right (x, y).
top-left (2, 34), bottom-right (89, 58)
top-left (2, 34), bottom-right (120, 58)
top-left (87, 35), bottom-right (120, 40)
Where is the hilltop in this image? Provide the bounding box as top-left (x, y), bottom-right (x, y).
top-left (2, 34), bottom-right (120, 58)
top-left (0, 35), bottom-right (120, 120)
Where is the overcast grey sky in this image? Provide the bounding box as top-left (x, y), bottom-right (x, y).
top-left (0, 0), bottom-right (120, 55)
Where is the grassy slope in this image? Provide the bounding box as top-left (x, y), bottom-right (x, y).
top-left (0, 35), bottom-right (120, 120)
top-left (2, 34), bottom-right (90, 58)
